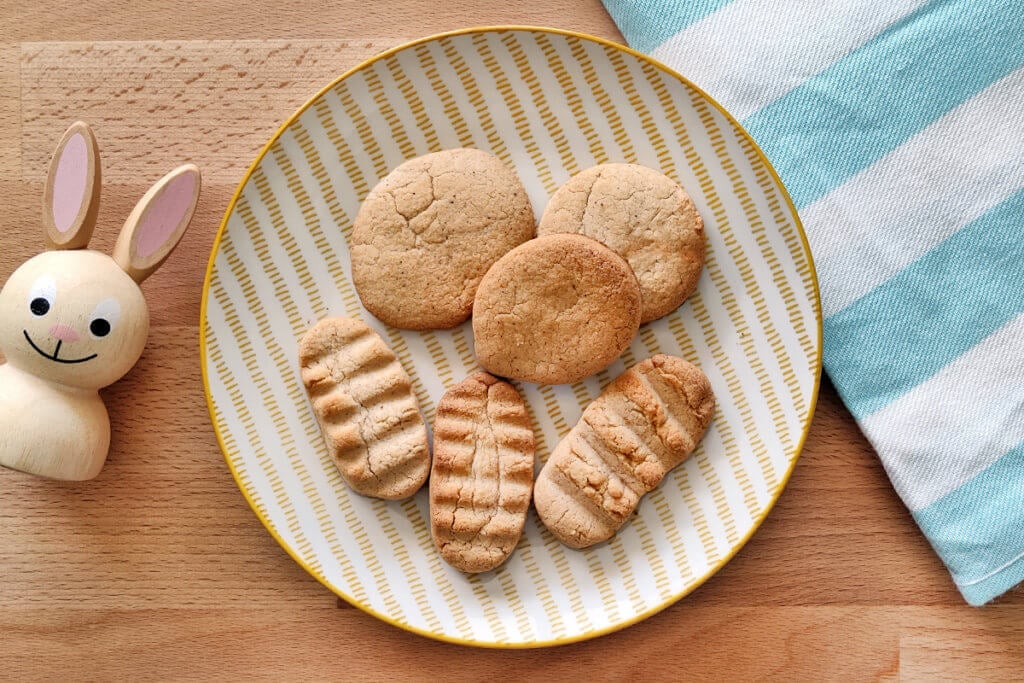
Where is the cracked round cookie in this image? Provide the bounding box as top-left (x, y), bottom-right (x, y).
top-left (350, 148), bottom-right (535, 330)
top-left (538, 163), bottom-right (705, 323)
top-left (430, 371), bottom-right (535, 573)
top-left (472, 233), bottom-right (642, 385)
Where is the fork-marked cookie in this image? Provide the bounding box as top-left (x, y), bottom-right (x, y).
top-left (534, 354), bottom-right (715, 548)
top-left (430, 371), bottom-right (535, 573)
top-left (299, 316), bottom-right (430, 500)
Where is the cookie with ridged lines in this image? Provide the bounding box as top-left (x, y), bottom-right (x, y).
top-left (350, 148), bottom-right (535, 330)
top-left (430, 371), bottom-right (535, 573)
top-left (534, 354), bottom-right (715, 548)
top-left (299, 316), bottom-right (430, 500)
top-left (472, 233), bottom-right (642, 385)
top-left (538, 163), bottom-right (705, 322)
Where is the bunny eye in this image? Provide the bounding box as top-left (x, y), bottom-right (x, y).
top-left (30, 298), bottom-right (50, 316)
top-left (89, 298), bottom-right (121, 339)
top-left (90, 319), bottom-right (111, 337)
top-left (27, 275), bottom-right (57, 317)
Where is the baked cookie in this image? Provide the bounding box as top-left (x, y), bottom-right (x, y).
top-left (534, 354), bottom-right (715, 548)
top-left (350, 148), bottom-right (535, 330)
top-left (430, 371), bottom-right (535, 573)
top-left (538, 163), bottom-right (705, 322)
top-left (472, 234), bottom-right (642, 385)
top-left (298, 316), bottom-right (430, 500)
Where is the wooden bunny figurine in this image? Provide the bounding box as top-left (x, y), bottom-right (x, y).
top-left (0, 122), bottom-right (201, 480)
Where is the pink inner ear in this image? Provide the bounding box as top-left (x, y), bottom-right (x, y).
top-left (52, 133), bottom-right (88, 233)
top-left (136, 171), bottom-right (197, 258)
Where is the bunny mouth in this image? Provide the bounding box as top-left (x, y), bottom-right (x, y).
top-left (23, 330), bottom-right (98, 364)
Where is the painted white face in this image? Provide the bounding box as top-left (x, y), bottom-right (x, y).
top-left (0, 250), bottom-right (149, 389)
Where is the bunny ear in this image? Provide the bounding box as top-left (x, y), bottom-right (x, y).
top-left (112, 164), bottom-right (201, 283)
top-left (43, 121), bottom-right (101, 250)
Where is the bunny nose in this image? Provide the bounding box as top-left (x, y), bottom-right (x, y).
top-left (49, 324), bottom-right (80, 343)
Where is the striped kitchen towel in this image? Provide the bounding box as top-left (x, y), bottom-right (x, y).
top-left (601, 0), bottom-right (1024, 604)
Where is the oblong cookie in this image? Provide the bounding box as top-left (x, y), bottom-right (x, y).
top-left (350, 148), bottom-right (535, 330)
top-left (534, 354), bottom-right (715, 548)
top-left (538, 163), bottom-right (705, 322)
top-left (472, 234), bottom-right (642, 385)
top-left (430, 371), bottom-right (535, 573)
top-left (298, 316), bottom-right (430, 500)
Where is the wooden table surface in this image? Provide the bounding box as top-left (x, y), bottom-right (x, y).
top-left (1, 1), bottom-right (1021, 680)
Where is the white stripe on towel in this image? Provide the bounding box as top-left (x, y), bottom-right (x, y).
top-left (862, 311), bottom-right (1024, 512)
top-left (651, 0), bottom-right (925, 120)
top-left (803, 67), bottom-right (1024, 318)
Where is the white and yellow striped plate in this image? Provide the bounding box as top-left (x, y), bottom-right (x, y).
top-left (200, 26), bottom-right (822, 648)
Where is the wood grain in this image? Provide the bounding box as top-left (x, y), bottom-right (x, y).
top-left (1, 1), bottom-right (1021, 680)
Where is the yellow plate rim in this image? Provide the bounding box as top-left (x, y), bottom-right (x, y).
top-left (199, 24), bottom-right (824, 649)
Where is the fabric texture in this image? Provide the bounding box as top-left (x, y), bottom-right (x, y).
top-left (601, 0), bottom-right (1024, 605)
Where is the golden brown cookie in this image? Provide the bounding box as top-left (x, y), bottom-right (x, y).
top-left (472, 234), bottom-right (642, 385)
top-left (430, 371), bottom-right (535, 573)
top-left (538, 163), bottom-right (705, 322)
top-left (298, 316), bottom-right (430, 500)
top-left (350, 149), bottom-right (535, 330)
top-left (534, 354), bottom-right (715, 548)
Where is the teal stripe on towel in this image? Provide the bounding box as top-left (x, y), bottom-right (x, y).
top-left (824, 189), bottom-right (1024, 419)
top-left (742, 0), bottom-right (1024, 208)
top-left (914, 439), bottom-right (1024, 605)
top-left (602, 0), bottom-right (733, 54)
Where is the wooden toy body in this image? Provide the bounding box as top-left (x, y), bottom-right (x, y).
top-left (0, 250), bottom-right (148, 480)
top-left (0, 363), bottom-right (109, 480)
top-left (0, 120), bottom-right (201, 481)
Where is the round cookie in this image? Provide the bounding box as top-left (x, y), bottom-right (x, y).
top-left (538, 163), bottom-right (705, 323)
top-left (472, 234), bottom-right (642, 385)
top-left (351, 148), bottom-right (535, 330)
